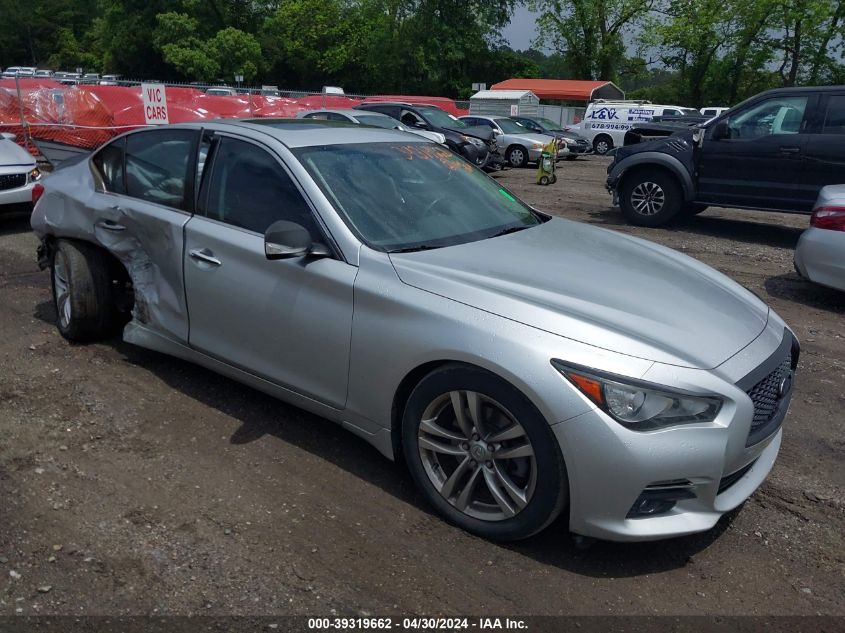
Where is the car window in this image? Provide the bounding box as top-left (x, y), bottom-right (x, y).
top-left (401, 110), bottom-right (425, 127)
top-left (496, 118), bottom-right (526, 134)
top-left (203, 137), bottom-right (320, 237)
top-left (125, 129), bottom-right (196, 210)
top-left (728, 96), bottom-right (808, 139)
top-left (663, 109), bottom-right (680, 116)
top-left (92, 137), bottom-right (126, 194)
top-left (822, 95), bottom-right (845, 134)
top-left (327, 113), bottom-right (350, 122)
top-left (303, 113), bottom-right (325, 120)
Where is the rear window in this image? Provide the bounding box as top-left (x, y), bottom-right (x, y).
top-left (822, 95), bottom-right (845, 134)
top-left (125, 129), bottom-right (196, 210)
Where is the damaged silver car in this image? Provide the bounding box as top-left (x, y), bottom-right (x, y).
top-left (32, 121), bottom-right (798, 542)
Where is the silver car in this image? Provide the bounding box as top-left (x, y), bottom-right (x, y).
top-left (794, 184), bottom-right (845, 292)
top-left (31, 121), bottom-right (798, 542)
top-left (459, 115), bottom-right (562, 167)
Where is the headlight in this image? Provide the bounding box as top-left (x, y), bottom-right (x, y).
top-left (28, 168), bottom-right (41, 182)
top-left (552, 361), bottom-right (723, 430)
top-left (462, 135), bottom-right (485, 147)
top-left (562, 137), bottom-right (576, 144)
top-left (531, 142), bottom-right (543, 149)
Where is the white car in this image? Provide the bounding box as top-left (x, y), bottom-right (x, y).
top-left (0, 133), bottom-right (41, 212)
top-left (794, 185), bottom-right (845, 292)
top-left (578, 100), bottom-right (698, 155)
top-left (700, 106), bottom-right (729, 117)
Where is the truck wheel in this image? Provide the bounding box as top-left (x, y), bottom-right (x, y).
top-left (51, 239), bottom-right (119, 342)
top-left (593, 135), bottom-right (613, 155)
top-left (506, 146), bottom-right (528, 168)
top-left (619, 170), bottom-right (682, 227)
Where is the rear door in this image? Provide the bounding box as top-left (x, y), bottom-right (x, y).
top-left (696, 94), bottom-right (816, 211)
top-left (89, 127), bottom-right (200, 341)
top-left (802, 91), bottom-right (845, 196)
top-left (183, 134), bottom-right (356, 408)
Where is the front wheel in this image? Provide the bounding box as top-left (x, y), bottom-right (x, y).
top-left (619, 170), bottom-right (683, 227)
top-left (593, 135), bottom-right (613, 155)
top-left (401, 364), bottom-right (568, 541)
top-left (506, 145), bottom-right (528, 168)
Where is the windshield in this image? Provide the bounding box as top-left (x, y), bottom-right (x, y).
top-left (496, 118), bottom-right (529, 134)
top-left (536, 118), bottom-right (563, 131)
top-left (419, 107), bottom-right (467, 129)
top-left (293, 143), bottom-right (541, 252)
top-left (355, 115), bottom-right (398, 129)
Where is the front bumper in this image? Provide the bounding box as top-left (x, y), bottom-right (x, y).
top-left (0, 176), bottom-right (35, 209)
top-left (550, 323), bottom-right (797, 541)
top-left (794, 227), bottom-right (845, 292)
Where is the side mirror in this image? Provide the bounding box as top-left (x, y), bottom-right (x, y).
top-left (493, 128), bottom-right (503, 136)
top-left (264, 220), bottom-right (328, 260)
top-left (0, 132), bottom-right (16, 141)
top-left (414, 121), bottom-right (428, 130)
top-left (710, 119), bottom-right (729, 141)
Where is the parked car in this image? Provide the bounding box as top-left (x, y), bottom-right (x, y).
top-left (794, 185), bottom-right (845, 292)
top-left (607, 86), bottom-right (845, 226)
top-left (355, 102), bottom-right (497, 169)
top-left (205, 87), bottom-right (238, 97)
top-left (700, 107), bottom-right (729, 117)
top-left (80, 73), bottom-right (100, 84)
top-left (99, 74), bottom-right (121, 85)
top-left (32, 121), bottom-right (798, 542)
top-left (0, 133), bottom-right (41, 212)
top-left (54, 71), bottom-right (81, 85)
top-left (458, 115), bottom-right (561, 167)
top-left (297, 109), bottom-right (446, 145)
top-left (34, 69), bottom-right (55, 78)
top-left (578, 100), bottom-right (698, 155)
top-left (1, 67), bottom-right (25, 78)
top-left (510, 115), bottom-right (593, 159)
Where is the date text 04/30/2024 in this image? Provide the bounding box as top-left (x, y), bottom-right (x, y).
top-left (307, 617), bottom-right (528, 630)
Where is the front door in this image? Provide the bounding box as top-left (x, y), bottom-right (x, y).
top-left (696, 94), bottom-right (814, 211)
top-left (183, 135), bottom-right (356, 409)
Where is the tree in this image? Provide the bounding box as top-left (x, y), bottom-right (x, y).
top-left (529, 0), bottom-right (654, 81)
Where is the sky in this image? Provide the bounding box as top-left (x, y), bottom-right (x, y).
top-left (502, 6), bottom-right (541, 51)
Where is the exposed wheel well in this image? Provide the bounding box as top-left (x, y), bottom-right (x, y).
top-left (42, 236), bottom-right (134, 310)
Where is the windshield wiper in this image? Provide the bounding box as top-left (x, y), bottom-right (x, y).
top-left (388, 244), bottom-right (441, 254)
top-left (488, 225), bottom-right (530, 239)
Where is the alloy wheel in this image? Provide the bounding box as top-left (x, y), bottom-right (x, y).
top-left (595, 140), bottom-right (609, 154)
top-left (417, 390), bottom-right (537, 521)
top-left (53, 252), bottom-right (72, 328)
top-left (509, 148), bottom-right (525, 167)
top-left (630, 181), bottom-right (666, 216)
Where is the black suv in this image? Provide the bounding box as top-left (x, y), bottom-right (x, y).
top-left (607, 86), bottom-right (845, 226)
top-left (354, 102), bottom-right (500, 168)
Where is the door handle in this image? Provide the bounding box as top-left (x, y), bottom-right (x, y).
top-left (778, 146), bottom-right (801, 155)
top-left (189, 248), bottom-right (222, 266)
top-left (95, 219), bottom-right (126, 232)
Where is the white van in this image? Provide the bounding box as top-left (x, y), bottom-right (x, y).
top-left (700, 106), bottom-right (729, 117)
top-left (576, 100), bottom-right (696, 154)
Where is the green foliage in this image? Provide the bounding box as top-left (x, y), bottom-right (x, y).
top-left (1, 0), bottom-right (844, 104)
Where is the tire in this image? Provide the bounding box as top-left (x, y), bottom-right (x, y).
top-left (401, 364), bottom-right (568, 541)
top-left (539, 175), bottom-right (550, 185)
top-left (51, 239), bottom-right (120, 342)
top-left (683, 203), bottom-right (708, 215)
top-left (506, 145), bottom-right (528, 168)
top-left (593, 135), bottom-right (613, 155)
top-left (619, 169), bottom-right (683, 227)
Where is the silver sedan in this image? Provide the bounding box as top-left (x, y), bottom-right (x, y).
top-left (32, 121), bottom-right (798, 542)
top-left (794, 184), bottom-right (845, 292)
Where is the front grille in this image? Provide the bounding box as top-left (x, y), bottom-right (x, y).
top-left (718, 459), bottom-right (757, 495)
top-left (0, 173), bottom-right (26, 191)
top-left (747, 356), bottom-right (792, 429)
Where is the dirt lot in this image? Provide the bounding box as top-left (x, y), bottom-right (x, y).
top-left (1, 156), bottom-right (843, 618)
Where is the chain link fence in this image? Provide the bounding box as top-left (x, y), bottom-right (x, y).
top-left (0, 76), bottom-right (471, 162)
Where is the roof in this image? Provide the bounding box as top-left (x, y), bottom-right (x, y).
top-left (489, 79), bottom-right (625, 102)
top-left (470, 90), bottom-right (536, 100)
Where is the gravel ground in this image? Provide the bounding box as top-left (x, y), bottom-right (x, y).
top-left (0, 156), bottom-right (843, 617)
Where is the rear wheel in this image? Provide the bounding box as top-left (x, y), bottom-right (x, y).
top-left (619, 169), bottom-right (683, 227)
top-left (593, 135), bottom-right (613, 155)
top-left (51, 239), bottom-right (122, 342)
top-left (401, 364), bottom-right (568, 541)
top-left (506, 145), bottom-right (528, 168)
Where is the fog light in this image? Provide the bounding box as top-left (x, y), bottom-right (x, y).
top-left (627, 487), bottom-right (695, 519)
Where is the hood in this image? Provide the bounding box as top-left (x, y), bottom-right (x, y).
top-left (449, 125), bottom-right (494, 143)
top-left (389, 218), bottom-right (769, 369)
top-left (0, 138), bottom-right (36, 169)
